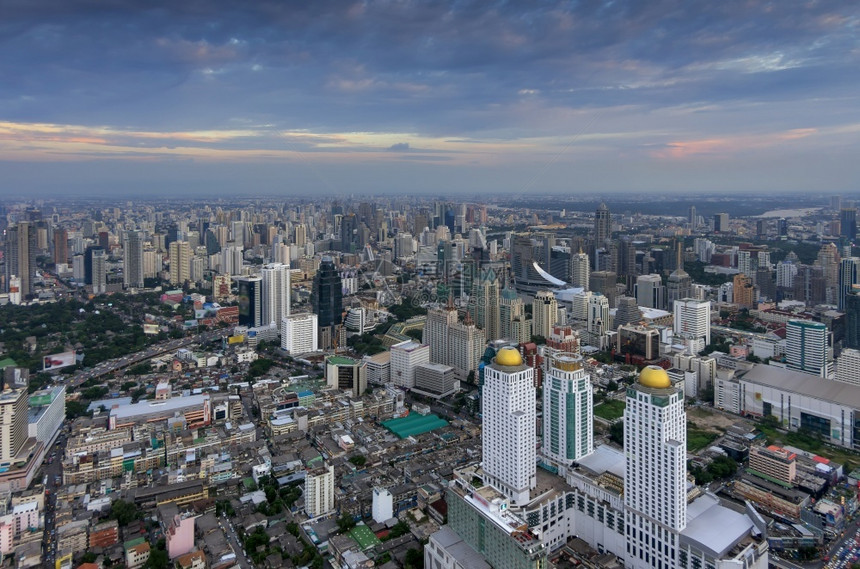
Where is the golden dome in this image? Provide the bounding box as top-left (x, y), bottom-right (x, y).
top-left (495, 347), bottom-right (523, 367)
top-left (639, 365), bottom-right (671, 389)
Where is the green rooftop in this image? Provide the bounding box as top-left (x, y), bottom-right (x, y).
top-left (349, 523), bottom-right (382, 550)
top-left (0, 358), bottom-right (17, 369)
top-left (327, 356), bottom-right (358, 365)
top-left (382, 413), bottom-right (449, 438)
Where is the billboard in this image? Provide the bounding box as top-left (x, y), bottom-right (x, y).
top-left (43, 351), bottom-right (76, 371)
top-left (143, 324), bottom-right (160, 335)
top-left (228, 335), bottom-right (245, 345)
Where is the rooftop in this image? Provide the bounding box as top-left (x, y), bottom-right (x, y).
top-left (740, 364), bottom-right (860, 409)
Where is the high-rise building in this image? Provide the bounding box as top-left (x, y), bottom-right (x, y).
top-left (590, 270), bottom-right (617, 307)
top-left (261, 263), bottom-right (291, 327)
top-left (481, 347), bottom-right (535, 505)
top-left (816, 243), bottom-right (841, 305)
top-left (624, 366), bottom-right (687, 569)
top-left (847, 291), bottom-right (860, 349)
top-left (613, 296), bottom-right (641, 327)
top-left (281, 313), bottom-right (318, 354)
top-left (673, 298), bottom-right (711, 353)
top-left (413, 363), bottom-right (458, 399)
top-left (667, 244), bottom-right (692, 306)
top-left (311, 257), bottom-right (343, 328)
top-left (470, 267), bottom-right (500, 341)
top-left (532, 290), bottom-right (558, 339)
top-left (424, 300), bottom-right (459, 365)
top-left (841, 208), bottom-right (857, 240)
top-left (776, 260), bottom-right (798, 289)
top-left (168, 240), bottom-right (191, 285)
top-left (123, 230), bottom-right (145, 289)
top-left (570, 249), bottom-right (590, 290)
top-left (4, 222), bottom-right (36, 297)
top-left (836, 348), bottom-right (860, 386)
top-left (53, 228), bottom-right (68, 266)
top-left (448, 314), bottom-right (486, 381)
top-left (236, 275), bottom-right (263, 328)
top-left (785, 319), bottom-right (832, 378)
top-left (634, 274), bottom-right (664, 310)
top-left (305, 464), bottom-right (335, 518)
top-left (688, 205), bottom-right (697, 228)
top-left (500, 287), bottom-right (529, 344)
top-left (713, 212), bottom-right (729, 233)
top-left (390, 340), bottom-right (430, 389)
top-left (325, 356), bottom-right (367, 397)
top-left (0, 384), bottom-right (28, 462)
top-left (542, 353), bottom-right (592, 469)
top-left (91, 248), bottom-right (107, 294)
top-left (838, 257), bottom-right (860, 311)
top-left (733, 273), bottom-right (755, 308)
top-left (594, 202), bottom-right (611, 245)
top-left (586, 293), bottom-right (610, 349)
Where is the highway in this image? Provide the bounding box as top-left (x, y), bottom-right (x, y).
top-left (65, 328), bottom-right (225, 387)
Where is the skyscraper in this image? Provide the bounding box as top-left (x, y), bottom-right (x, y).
top-left (634, 273), bottom-right (664, 310)
top-left (168, 240), bottom-right (191, 285)
top-left (785, 319), bottom-right (832, 378)
top-left (624, 366), bottom-right (687, 569)
top-left (261, 263), bottom-right (291, 326)
top-left (673, 298), bottom-right (711, 353)
top-left (667, 244), bottom-right (692, 306)
top-left (713, 212), bottom-right (729, 233)
top-left (91, 248), bottom-right (107, 294)
top-left (4, 222), bottom-right (36, 297)
top-left (838, 257), bottom-right (860, 311)
top-left (542, 353), bottom-right (592, 469)
top-left (499, 287), bottom-right (526, 343)
top-left (52, 228), bottom-right (68, 266)
top-left (123, 230), bottom-right (145, 289)
top-left (586, 293), bottom-right (610, 349)
top-left (236, 275), bottom-right (263, 328)
top-left (532, 290), bottom-right (558, 338)
top-left (0, 384), bottom-right (28, 462)
top-left (841, 208), bottom-right (857, 240)
top-left (470, 267), bottom-right (500, 341)
top-left (594, 202), bottom-right (611, 245)
top-left (570, 249), bottom-right (590, 290)
top-left (481, 347), bottom-right (535, 505)
top-left (312, 257), bottom-right (343, 349)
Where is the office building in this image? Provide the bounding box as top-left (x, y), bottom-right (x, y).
top-left (236, 275), bottom-right (263, 328)
top-left (91, 247), bottom-right (107, 294)
top-left (570, 249), bottom-right (590, 290)
top-left (624, 366), bottom-right (686, 569)
top-left (748, 445), bottom-right (796, 486)
top-left (470, 267), bottom-right (500, 342)
top-left (481, 347), bottom-right (535, 505)
top-left (5, 222), bottom-right (36, 297)
top-left (0, 385), bottom-right (28, 463)
top-left (500, 287), bottom-right (530, 344)
top-left (713, 212), bottom-right (729, 232)
top-left (842, 208), bottom-right (857, 240)
top-left (542, 353), bottom-right (592, 469)
top-left (590, 270), bottom-right (617, 307)
top-left (847, 291), bottom-right (860, 349)
top-left (594, 203), bottom-right (611, 246)
top-left (785, 319), bottom-right (832, 378)
top-left (169, 240), bottom-right (192, 285)
top-left (325, 356), bottom-right (367, 397)
top-left (27, 385), bottom-right (65, 446)
top-left (673, 298), bottom-right (711, 354)
top-left (836, 348), bottom-right (860, 386)
top-left (585, 293), bottom-right (610, 349)
top-left (733, 273), bottom-right (755, 308)
top-left (123, 230), bottom-right (145, 289)
top-left (305, 464), bottom-right (335, 518)
top-left (413, 363), bottom-right (458, 399)
top-left (635, 274), bottom-right (664, 310)
top-left (838, 257), bottom-right (860, 311)
top-left (53, 228), bottom-right (68, 266)
top-left (666, 245), bottom-right (692, 306)
top-left (616, 324), bottom-right (660, 361)
top-left (390, 340), bottom-right (430, 389)
top-left (424, 300), bottom-right (459, 365)
top-left (448, 315), bottom-right (486, 381)
top-left (261, 262), bottom-right (291, 327)
top-left (532, 290), bottom-right (558, 339)
top-left (312, 256), bottom-right (343, 348)
top-left (613, 295), bottom-right (641, 327)
top-left (281, 313), bottom-right (318, 354)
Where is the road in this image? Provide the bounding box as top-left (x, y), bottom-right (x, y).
top-left (42, 427), bottom-right (67, 564)
top-left (220, 513), bottom-right (254, 569)
top-left (65, 328), bottom-right (225, 386)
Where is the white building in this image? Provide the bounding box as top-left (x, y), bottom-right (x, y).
top-left (372, 487), bottom-right (394, 524)
top-left (673, 298), bottom-right (711, 354)
top-left (585, 293), bottom-right (610, 349)
top-left (624, 366), bottom-right (687, 569)
top-left (635, 274), bottom-right (665, 310)
top-left (305, 464), bottom-right (335, 518)
top-left (836, 348), bottom-right (860, 386)
top-left (413, 363), bottom-right (458, 399)
top-left (481, 347), bottom-right (535, 505)
top-left (281, 313), bottom-right (318, 354)
top-left (785, 319), bottom-right (833, 378)
top-left (27, 385), bottom-right (66, 446)
top-left (390, 340), bottom-right (430, 389)
top-left (262, 263), bottom-right (291, 327)
top-left (542, 354), bottom-right (592, 470)
top-left (570, 250), bottom-right (590, 290)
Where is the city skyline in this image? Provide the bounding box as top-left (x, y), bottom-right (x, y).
top-left (2, 1), bottom-right (859, 197)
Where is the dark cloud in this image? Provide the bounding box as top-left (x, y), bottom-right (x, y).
top-left (387, 142), bottom-right (410, 152)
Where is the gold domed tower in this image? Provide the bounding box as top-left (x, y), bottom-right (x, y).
top-left (638, 365), bottom-right (671, 389)
top-left (494, 346), bottom-right (523, 367)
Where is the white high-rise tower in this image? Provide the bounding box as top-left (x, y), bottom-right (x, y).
top-left (542, 353), bottom-right (592, 470)
top-left (262, 263), bottom-right (291, 327)
top-left (624, 365), bottom-right (687, 569)
top-left (482, 347), bottom-right (536, 505)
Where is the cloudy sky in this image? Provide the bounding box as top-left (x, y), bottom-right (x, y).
top-left (2, 1), bottom-right (859, 197)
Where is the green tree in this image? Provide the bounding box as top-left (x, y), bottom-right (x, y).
top-left (349, 455), bottom-right (367, 467)
top-left (337, 513), bottom-right (356, 533)
top-left (405, 548), bottom-right (424, 569)
top-left (609, 422), bottom-right (624, 446)
top-left (109, 499), bottom-right (141, 525)
top-left (66, 400), bottom-right (90, 420)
